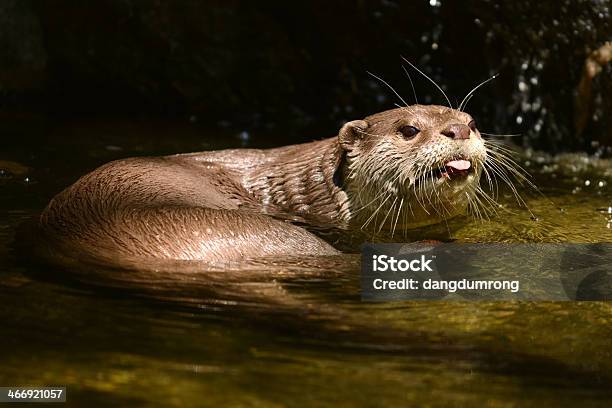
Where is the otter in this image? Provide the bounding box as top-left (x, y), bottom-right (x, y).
top-left (39, 105), bottom-right (486, 266)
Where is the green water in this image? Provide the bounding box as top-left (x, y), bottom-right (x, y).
top-left (1, 117), bottom-right (611, 407)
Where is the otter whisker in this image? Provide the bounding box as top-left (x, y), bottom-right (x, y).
top-left (484, 140), bottom-right (525, 156)
top-left (391, 197), bottom-right (404, 237)
top-left (401, 64), bottom-right (419, 104)
top-left (485, 146), bottom-right (538, 190)
top-left (481, 164), bottom-right (499, 199)
top-left (469, 196), bottom-right (482, 221)
top-left (471, 184), bottom-right (497, 220)
top-left (484, 139), bottom-right (523, 153)
top-left (474, 185), bottom-right (501, 214)
top-left (484, 141), bottom-right (537, 185)
top-left (438, 184), bottom-right (456, 218)
top-left (483, 154), bottom-right (536, 219)
top-left (411, 163), bottom-right (430, 215)
top-left (415, 158), bottom-right (436, 215)
top-left (433, 187), bottom-right (450, 219)
top-left (360, 192), bottom-right (392, 230)
top-left (465, 191), bottom-right (482, 220)
top-left (367, 71), bottom-right (410, 107)
top-left (358, 169), bottom-right (405, 230)
top-left (350, 167), bottom-right (403, 214)
top-left (430, 161), bottom-right (456, 219)
top-left (485, 147), bottom-right (524, 164)
top-left (401, 56), bottom-right (452, 109)
top-left (411, 179), bottom-right (430, 215)
top-left (484, 142), bottom-right (524, 162)
top-left (406, 198), bottom-right (416, 219)
top-left (423, 173), bottom-right (437, 213)
top-left (481, 132), bottom-right (522, 138)
top-left (485, 156), bottom-right (522, 196)
top-left (486, 159), bottom-right (539, 221)
top-left (463, 182), bottom-right (480, 219)
top-left (428, 172), bottom-right (451, 219)
top-left (481, 154), bottom-right (520, 192)
top-left (459, 73), bottom-right (499, 112)
top-left (352, 188), bottom-right (389, 214)
top-left (377, 196), bottom-right (398, 233)
top-left (486, 156), bottom-right (535, 187)
top-left (475, 180), bottom-right (529, 221)
top-left (461, 94), bottom-right (474, 112)
top-left (487, 153), bottom-right (533, 187)
top-left (475, 195), bottom-right (493, 220)
top-left (486, 142), bottom-right (557, 212)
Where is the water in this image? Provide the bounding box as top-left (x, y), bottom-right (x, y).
top-left (1, 117), bottom-right (611, 406)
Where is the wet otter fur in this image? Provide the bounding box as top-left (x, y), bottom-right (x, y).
top-left (40, 105), bottom-right (486, 265)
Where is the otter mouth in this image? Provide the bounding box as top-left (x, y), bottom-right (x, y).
top-left (430, 159), bottom-right (473, 181)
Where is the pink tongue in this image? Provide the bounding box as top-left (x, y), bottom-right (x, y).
top-left (446, 160), bottom-right (471, 171)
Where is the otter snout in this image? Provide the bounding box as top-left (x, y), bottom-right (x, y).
top-left (441, 124), bottom-right (471, 140)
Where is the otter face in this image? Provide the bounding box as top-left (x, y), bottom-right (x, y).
top-left (338, 105), bottom-right (487, 230)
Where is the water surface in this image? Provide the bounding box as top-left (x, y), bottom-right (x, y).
top-left (1, 117), bottom-right (611, 406)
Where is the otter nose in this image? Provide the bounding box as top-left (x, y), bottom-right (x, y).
top-left (441, 124), bottom-right (471, 140)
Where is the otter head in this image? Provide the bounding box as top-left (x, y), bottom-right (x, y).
top-left (338, 105), bottom-right (486, 230)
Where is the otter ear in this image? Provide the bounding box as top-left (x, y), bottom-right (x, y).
top-left (338, 120), bottom-right (368, 150)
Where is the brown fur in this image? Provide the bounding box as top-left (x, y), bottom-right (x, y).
top-left (40, 105), bottom-right (485, 265)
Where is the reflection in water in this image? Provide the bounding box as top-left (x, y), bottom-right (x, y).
top-left (1, 119), bottom-right (611, 406)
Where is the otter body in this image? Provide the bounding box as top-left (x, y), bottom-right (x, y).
top-left (40, 105), bottom-right (486, 265)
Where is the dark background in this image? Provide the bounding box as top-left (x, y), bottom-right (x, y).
top-left (1, 0), bottom-right (610, 152)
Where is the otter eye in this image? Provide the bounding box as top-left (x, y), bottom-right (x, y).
top-left (468, 120), bottom-right (477, 131)
top-left (398, 125), bottom-right (420, 139)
